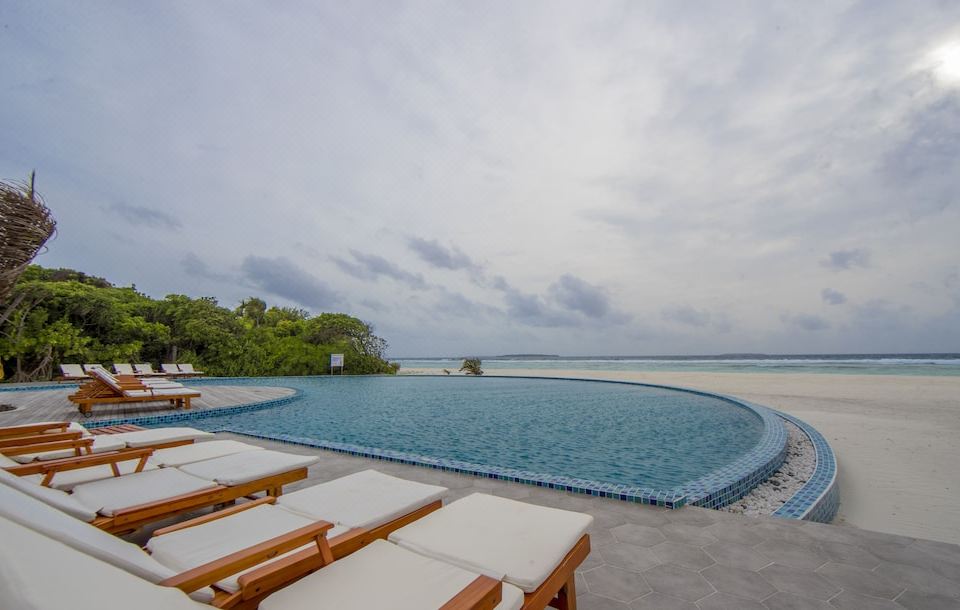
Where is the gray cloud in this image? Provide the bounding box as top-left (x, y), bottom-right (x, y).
top-left (240, 256), bottom-right (339, 310)
top-left (548, 275), bottom-right (611, 318)
top-left (181, 253), bottom-right (231, 282)
top-left (821, 288), bottom-right (847, 305)
top-left (104, 202), bottom-right (182, 230)
top-left (662, 305), bottom-right (711, 328)
top-left (782, 313), bottom-right (831, 332)
top-left (332, 250), bottom-right (428, 290)
top-left (407, 237), bottom-right (477, 271)
top-left (822, 249), bottom-right (871, 271)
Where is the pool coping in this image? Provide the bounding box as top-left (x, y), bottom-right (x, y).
top-left (0, 374), bottom-right (838, 519)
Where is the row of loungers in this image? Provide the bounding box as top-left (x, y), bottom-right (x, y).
top-left (59, 362), bottom-right (205, 382)
top-left (68, 367), bottom-right (202, 417)
top-left (0, 421), bottom-right (593, 609)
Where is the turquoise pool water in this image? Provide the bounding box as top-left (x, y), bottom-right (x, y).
top-left (189, 376), bottom-right (764, 490)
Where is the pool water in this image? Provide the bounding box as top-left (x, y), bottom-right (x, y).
top-left (190, 376), bottom-right (764, 490)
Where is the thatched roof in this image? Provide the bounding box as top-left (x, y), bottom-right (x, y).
top-left (0, 173), bottom-right (57, 303)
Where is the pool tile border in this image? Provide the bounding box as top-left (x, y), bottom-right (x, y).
top-left (772, 412), bottom-right (840, 522)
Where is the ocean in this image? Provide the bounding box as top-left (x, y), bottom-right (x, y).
top-left (394, 354), bottom-right (960, 376)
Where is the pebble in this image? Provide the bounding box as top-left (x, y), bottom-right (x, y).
top-left (721, 419), bottom-right (816, 517)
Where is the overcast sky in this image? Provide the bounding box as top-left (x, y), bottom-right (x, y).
top-left (2, 2), bottom-right (959, 357)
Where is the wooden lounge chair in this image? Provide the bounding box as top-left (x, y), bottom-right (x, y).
top-left (57, 363), bottom-right (90, 382)
top-left (388, 493), bottom-right (593, 610)
top-left (69, 367), bottom-right (201, 416)
top-left (0, 447), bottom-right (316, 534)
top-left (0, 507), bottom-right (507, 610)
top-left (134, 362), bottom-right (168, 377)
top-left (178, 363), bottom-right (206, 377)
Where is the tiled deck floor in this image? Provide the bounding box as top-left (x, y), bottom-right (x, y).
top-left (214, 433), bottom-right (960, 610)
top-left (3, 385), bottom-right (960, 608)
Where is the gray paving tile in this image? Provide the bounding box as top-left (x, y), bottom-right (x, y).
top-left (661, 523), bottom-right (718, 547)
top-left (620, 508), bottom-right (671, 528)
top-left (599, 543), bottom-right (662, 572)
top-left (577, 551), bottom-right (605, 573)
top-left (875, 562), bottom-right (960, 599)
top-left (583, 565), bottom-right (652, 603)
top-left (871, 544), bottom-right (960, 583)
top-left (758, 564), bottom-right (841, 600)
top-left (611, 524), bottom-right (668, 547)
top-left (816, 540), bottom-right (882, 570)
top-left (756, 539), bottom-right (830, 570)
top-left (665, 507), bottom-right (717, 527)
top-left (828, 591), bottom-right (903, 610)
top-left (578, 592), bottom-right (633, 610)
top-left (642, 564), bottom-right (715, 602)
top-left (589, 527), bottom-right (618, 549)
top-left (704, 522), bottom-right (766, 546)
top-left (696, 591), bottom-right (767, 610)
top-left (763, 592), bottom-right (833, 609)
top-left (816, 562), bottom-right (904, 600)
top-left (800, 522), bottom-right (872, 547)
top-left (701, 564), bottom-right (778, 601)
top-left (704, 542), bottom-right (773, 571)
top-left (892, 589), bottom-right (960, 610)
top-left (651, 542), bottom-right (715, 570)
top-left (589, 508), bottom-right (630, 530)
top-left (912, 539), bottom-right (960, 568)
top-left (630, 592), bottom-right (697, 609)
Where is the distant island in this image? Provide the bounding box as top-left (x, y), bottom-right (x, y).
top-left (495, 354), bottom-right (560, 359)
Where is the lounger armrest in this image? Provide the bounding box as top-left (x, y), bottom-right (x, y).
top-left (0, 430), bottom-right (83, 449)
top-left (0, 422), bottom-right (69, 438)
top-left (440, 575), bottom-right (502, 610)
top-left (160, 521), bottom-right (336, 594)
top-left (8, 447), bottom-right (152, 477)
top-left (152, 497), bottom-right (278, 537)
top-left (1, 437), bottom-right (93, 458)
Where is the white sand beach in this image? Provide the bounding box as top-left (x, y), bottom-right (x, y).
top-left (404, 368), bottom-right (960, 545)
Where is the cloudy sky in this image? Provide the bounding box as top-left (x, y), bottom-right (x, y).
top-left (2, 2), bottom-right (959, 357)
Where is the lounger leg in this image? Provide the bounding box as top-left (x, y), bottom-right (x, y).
top-left (550, 575), bottom-right (577, 610)
top-left (184, 397), bottom-right (191, 410)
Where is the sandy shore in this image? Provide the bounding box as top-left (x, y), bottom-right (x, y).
top-left (402, 367), bottom-right (960, 544)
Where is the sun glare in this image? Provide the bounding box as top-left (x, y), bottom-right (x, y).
top-left (930, 40), bottom-right (960, 85)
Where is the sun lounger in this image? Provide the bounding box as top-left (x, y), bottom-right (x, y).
top-left (145, 470), bottom-right (447, 597)
top-left (83, 363), bottom-right (107, 374)
top-left (57, 363), bottom-right (89, 382)
top-left (179, 363), bottom-right (205, 377)
top-left (163, 363), bottom-right (190, 377)
top-left (0, 500), bottom-right (511, 610)
top-left (113, 362), bottom-right (137, 375)
top-left (1, 425), bottom-right (214, 463)
top-left (134, 362), bottom-right (168, 376)
top-left (389, 493), bottom-right (592, 609)
top-left (0, 447), bottom-right (316, 534)
top-left (70, 367), bottom-right (201, 416)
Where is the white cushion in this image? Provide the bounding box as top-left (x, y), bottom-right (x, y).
top-left (147, 503), bottom-right (350, 593)
top-left (60, 363), bottom-right (86, 377)
top-left (162, 364), bottom-right (181, 374)
top-left (149, 440), bottom-right (262, 467)
top-left (260, 539), bottom-right (502, 610)
top-left (180, 364), bottom-right (202, 374)
top-left (113, 363), bottom-right (136, 375)
top-left (134, 363), bottom-right (157, 374)
top-left (71, 468), bottom-right (219, 516)
top-left (110, 427), bottom-right (214, 448)
top-left (23, 460), bottom-right (160, 491)
top-left (0, 452), bottom-right (19, 467)
top-left (389, 493), bottom-right (593, 593)
top-left (278, 469), bottom-right (447, 529)
top-left (141, 379), bottom-right (187, 388)
top-left (178, 450), bottom-right (318, 485)
top-left (0, 420), bottom-right (87, 436)
top-left (0, 518), bottom-right (208, 610)
top-left (9, 434), bottom-right (127, 463)
top-left (123, 387), bottom-right (202, 398)
top-left (89, 367), bottom-right (124, 392)
top-left (0, 467), bottom-right (97, 521)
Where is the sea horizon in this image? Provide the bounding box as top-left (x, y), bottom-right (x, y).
top-left (394, 352), bottom-right (960, 376)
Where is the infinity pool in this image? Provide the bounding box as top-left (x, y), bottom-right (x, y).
top-left (188, 376), bottom-right (764, 491)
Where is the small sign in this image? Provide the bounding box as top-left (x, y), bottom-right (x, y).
top-left (330, 354), bottom-right (344, 368)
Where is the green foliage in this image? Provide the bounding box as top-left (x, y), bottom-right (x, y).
top-left (459, 358), bottom-right (483, 376)
top-left (0, 265), bottom-right (397, 382)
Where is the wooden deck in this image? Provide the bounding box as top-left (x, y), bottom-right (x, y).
top-left (0, 384), bottom-right (296, 425)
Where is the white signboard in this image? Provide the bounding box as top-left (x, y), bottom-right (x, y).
top-left (330, 354), bottom-right (344, 368)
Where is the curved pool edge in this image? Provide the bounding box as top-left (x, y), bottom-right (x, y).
top-left (771, 411), bottom-right (840, 523)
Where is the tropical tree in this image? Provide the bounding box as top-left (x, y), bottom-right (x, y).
top-left (460, 358), bottom-right (483, 375)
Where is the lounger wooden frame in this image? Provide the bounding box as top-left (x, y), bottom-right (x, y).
top-left (5, 448), bottom-right (308, 534)
top-left (156, 516), bottom-right (502, 610)
top-left (68, 374), bottom-right (199, 416)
